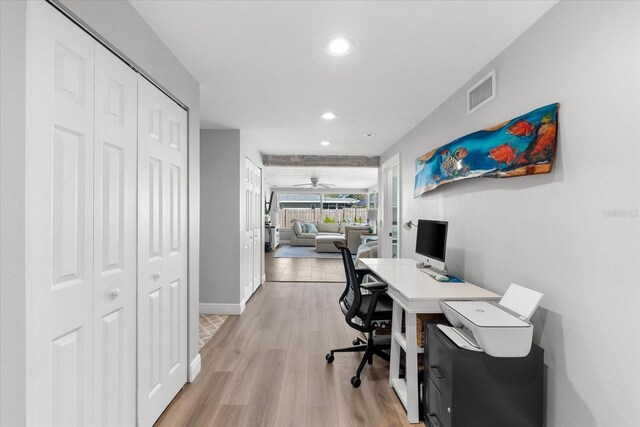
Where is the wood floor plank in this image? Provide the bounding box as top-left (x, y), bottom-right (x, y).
top-left (207, 404), bottom-right (249, 427)
top-left (219, 331), bottom-right (268, 405)
top-left (273, 371), bottom-right (308, 427)
top-left (307, 405), bottom-right (340, 427)
top-left (244, 348), bottom-right (288, 427)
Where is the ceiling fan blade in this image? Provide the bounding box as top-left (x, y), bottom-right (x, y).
top-left (293, 183), bottom-right (312, 187)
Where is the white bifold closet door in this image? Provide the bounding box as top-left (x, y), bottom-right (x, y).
top-left (93, 43), bottom-right (138, 426)
top-left (243, 158), bottom-right (262, 301)
top-left (252, 165), bottom-right (262, 293)
top-left (137, 77), bottom-right (189, 426)
top-left (25, 2), bottom-right (137, 426)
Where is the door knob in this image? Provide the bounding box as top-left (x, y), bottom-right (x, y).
top-left (153, 272), bottom-right (161, 280)
top-left (110, 288), bottom-right (120, 297)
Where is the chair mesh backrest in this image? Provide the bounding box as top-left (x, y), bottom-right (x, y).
top-left (337, 244), bottom-right (361, 314)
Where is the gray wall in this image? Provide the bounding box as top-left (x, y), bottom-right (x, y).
top-left (381, 2), bottom-right (640, 426)
top-left (200, 130), bottom-right (242, 305)
top-left (58, 0), bottom-right (202, 370)
top-left (0, 1), bottom-right (201, 423)
top-left (200, 131), bottom-right (266, 308)
top-left (0, 2), bottom-right (27, 425)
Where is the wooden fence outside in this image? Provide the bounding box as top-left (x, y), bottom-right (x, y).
top-left (280, 208), bottom-right (368, 229)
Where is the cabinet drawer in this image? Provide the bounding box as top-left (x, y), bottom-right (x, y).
top-left (426, 378), bottom-right (451, 427)
top-left (427, 328), bottom-right (453, 400)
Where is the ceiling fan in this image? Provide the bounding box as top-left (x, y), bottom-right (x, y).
top-left (293, 177), bottom-right (336, 189)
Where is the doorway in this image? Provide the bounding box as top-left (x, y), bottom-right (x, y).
top-left (380, 154), bottom-right (400, 258)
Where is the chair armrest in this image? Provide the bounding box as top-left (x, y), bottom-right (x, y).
top-left (360, 282), bottom-right (387, 293)
top-left (354, 267), bottom-right (371, 285)
top-left (360, 282), bottom-right (389, 328)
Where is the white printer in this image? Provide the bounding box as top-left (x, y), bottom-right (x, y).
top-left (438, 283), bottom-right (544, 357)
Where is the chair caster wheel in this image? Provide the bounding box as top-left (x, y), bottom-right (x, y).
top-left (352, 339), bottom-right (361, 345)
top-left (325, 353), bottom-right (334, 363)
top-left (350, 376), bottom-right (361, 388)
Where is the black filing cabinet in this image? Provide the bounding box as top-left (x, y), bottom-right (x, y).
top-left (424, 324), bottom-right (544, 427)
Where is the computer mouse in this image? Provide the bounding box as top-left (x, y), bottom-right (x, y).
top-left (435, 274), bottom-right (450, 282)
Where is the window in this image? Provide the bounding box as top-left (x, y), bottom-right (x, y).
top-left (275, 193), bottom-right (368, 229)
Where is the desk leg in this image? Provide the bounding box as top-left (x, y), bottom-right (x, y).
top-left (389, 301), bottom-right (402, 388)
top-left (405, 312), bottom-right (419, 423)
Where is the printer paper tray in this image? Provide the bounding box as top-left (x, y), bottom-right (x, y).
top-left (437, 325), bottom-right (483, 352)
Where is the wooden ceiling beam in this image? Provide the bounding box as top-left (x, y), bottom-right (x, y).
top-left (262, 155), bottom-right (380, 168)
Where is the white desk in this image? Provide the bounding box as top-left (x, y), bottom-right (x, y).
top-left (360, 258), bottom-right (500, 424)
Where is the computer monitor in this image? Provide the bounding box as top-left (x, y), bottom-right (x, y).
top-left (415, 219), bottom-right (448, 273)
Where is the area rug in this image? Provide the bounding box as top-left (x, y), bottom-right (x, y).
top-left (199, 314), bottom-right (228, 349)
top-left (273, 245), bottom-right (345, 259)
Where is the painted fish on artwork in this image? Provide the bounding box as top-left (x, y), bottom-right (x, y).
top-left (514, 114), bottom-right (558, 166)
top-left (489, 143), bottom-right (518, 165)
top-left (454, 147), bottom-right (469, 160)
top-left (507, 119), bottom-right (535, 137)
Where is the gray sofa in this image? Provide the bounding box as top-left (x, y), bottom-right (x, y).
top-left (290, 220), bottom-right (370, 252)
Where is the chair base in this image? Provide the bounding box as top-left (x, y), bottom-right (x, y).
top-left (326, 332), bottom-right (392, 388)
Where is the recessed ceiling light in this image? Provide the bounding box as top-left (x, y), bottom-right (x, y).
top-left (320, 140), bottom-right (331, 146)
top-left (321, 112), bottom-right (338, 120)
top-left (326, 37), bottom-right (354, 56)
top-left (364, 133), bottom-right (376, 137)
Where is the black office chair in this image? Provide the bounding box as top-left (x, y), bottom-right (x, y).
top-left (325, 242), bottom-right (393, 388)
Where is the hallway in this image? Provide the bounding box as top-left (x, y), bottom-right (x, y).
top-left (156, 281), bottom-right (414, 426)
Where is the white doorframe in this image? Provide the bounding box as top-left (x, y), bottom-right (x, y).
top-left (379, 154), bottom-right (401, 259)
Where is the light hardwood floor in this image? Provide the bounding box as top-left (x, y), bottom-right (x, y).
top-left (265, 246), bottom-right (346, 282)
top-left (156, 281), bottom-right (417, 427)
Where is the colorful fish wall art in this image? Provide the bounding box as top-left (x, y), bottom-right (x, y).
top-left (414, 103), bottom-right (559, 197)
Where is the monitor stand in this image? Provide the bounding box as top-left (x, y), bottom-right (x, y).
top-left (424, 265), bottom-right (448, 276)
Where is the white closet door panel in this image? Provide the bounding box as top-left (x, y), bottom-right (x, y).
top-left (243, 158), bottom-right (253, 301)
top-left (138, 77), bottom-right (188, 427)
top-left (242, 158), bottom-right (262, 299)
top-left (25, 2), bottom-right (94, 426)
top-left (93, 43), bottom-right (137, 427)
top-left (253, 167), bottom-right (262, 292)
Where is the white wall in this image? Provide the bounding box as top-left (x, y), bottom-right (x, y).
top-left (0, 2), bottom-right (27, 424)
top-left (381, 2), bottom-right (640, 426)
top-left (0, 1), bottom-right (201, 423)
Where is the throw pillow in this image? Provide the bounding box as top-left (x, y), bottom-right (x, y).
top-left (301, 223), bottom-right (308, 233)
top-left (306, 223), bottom-right (318, 234)
top-left (292, 221), bottom-right (302, 235)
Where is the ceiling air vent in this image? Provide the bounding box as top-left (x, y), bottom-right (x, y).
top-left (467, 69), bottom-right (496, 114)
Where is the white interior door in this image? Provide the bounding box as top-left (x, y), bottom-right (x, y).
top-left (253, 166), bottom-right (262, 292)
top-left (243, 158), bottom-right (255, 300)
top-left (25, 3), bottom-right (95, 424)
top-left (93, 43), bottom-right (138, 427)
top-left (137, 77), bottom-right (188, 426)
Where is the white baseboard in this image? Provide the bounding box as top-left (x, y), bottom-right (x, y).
top-left (261, 274), bottom-right (266, 283)
top-left (189, 354), bottom-right (201, 382)
top-left (200, 302), bottom-right (245, 315)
